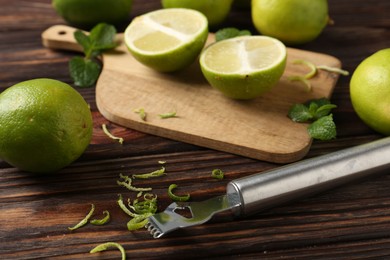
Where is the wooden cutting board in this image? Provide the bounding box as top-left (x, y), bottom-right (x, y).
top-left (42, 25), bottom-right (342, 163)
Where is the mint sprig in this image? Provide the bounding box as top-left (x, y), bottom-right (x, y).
top-left (215, 27), bottom-right (251, 42)
top-left (288, 98), bottom-right (337, 140)
top-left (70, 23), bottom-right (117, 88)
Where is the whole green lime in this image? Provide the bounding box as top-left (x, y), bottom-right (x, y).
top-left (161, 0), bottom-right (233, 26)
top-left (52, 0), bottom-right (133, 29)
top-left (0, 78), bottom-right (93, 173)
top-left (350, 49), bottom-right (390, 136)
top-left (251, 0), bottom-right (329, 45)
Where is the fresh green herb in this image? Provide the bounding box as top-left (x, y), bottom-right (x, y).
top-left (168, 184), bottom-right (190, 202)
top-left (132, 167), bottom-right (166, 179)
top-left (288, 98), bottom-right (337, 122)
top-left (69, 57), bottom-right (101, 88)
top-left (68, 204), bottom-right (95, 231)
top-left (117, 173), bottom-right (152, 192)
top-left (211, 169), bottom-right (224, 180)
top-left (159, 111), bottom-right (177, 119)
top-left (90, 210), bottom-right (110, 225)
top-left (102, 123), bottom-right (124, 144)
top-left (215, 27), bottom-right (252, 42)
top-left (90, 242), bottom-right (126, 260)
top-left (308, 114), bottom-right (337, 140)
top-left (70, 23), bottom-right (117, 88)
top-left (134, 108), bottom-right (147, 121)
top-left (288, 98), bottom-right (337, 140)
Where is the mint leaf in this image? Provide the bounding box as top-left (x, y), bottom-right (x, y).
top-left (215, 27), bottom-right (251, 42)
top-left (70, 23), bottom-right (117, 87)
top-left (89, 23), bottom-right (118, 52)
top-left (314, 104), bottom-right (337, 119)
top-left (305, 97), bottom-right (331, 107)
top-left (74, 30), bottom-right (92, 53)
top-left (288, 98), bottom-right (337, 123)
top-left (288, 98), bottom-right (338, 140)
top-left (69, 57), bottom-right (101, 88)
top-left (307, 114), bottom-right (337, 140)
top-left (288, 104), bottom-right (313, 122)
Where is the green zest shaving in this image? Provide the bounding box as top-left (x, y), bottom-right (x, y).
top-left (168, 184), bottom-right (190, 202)
top-left (132, 167), bottom-right (166, 179)
top-left (134, 108), bottom-right (147, 121)
top-left (117, 173), bottom-right (152, 192)
top-left (288, 75), bottom-right (312, 91)
top-left (317, 65), bottom-right (350, 76)
top-left (90, 242), bottom-right (126, 260)
top-left (90, 210), bottom-right (110, 225)
top-left (127, 214), bottom-right (151, 231)
top-left (131, 194), bottom-right (158, 214)
top-left (68, 204), bottom-right (95, 231)
top-left (159, 111), bottom-right (177, 119)
top-left (102, 124), bottom-right (124, 144)
top-left (117, 194), bottom-right (137, 217)
top-left (117, 193), bottom-right (157, 231)
top-left (211, 169), bottom-right (224, 180)
top-left (289, 59), bottom-right (349, 91)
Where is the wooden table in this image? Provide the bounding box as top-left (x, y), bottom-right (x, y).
top-left (1, 0), bottom-right (390, 259)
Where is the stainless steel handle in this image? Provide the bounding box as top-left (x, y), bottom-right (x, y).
top-left (227, 137), bottom-right (390, 216)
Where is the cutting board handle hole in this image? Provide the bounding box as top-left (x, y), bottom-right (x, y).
top-left (58, 30), bottom-right (67, 35)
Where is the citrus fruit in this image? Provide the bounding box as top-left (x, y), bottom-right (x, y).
top-left (161, 0), bottom-right (233, 27)
top-left (0, 78), bottom-right (93, 173)
top-left (125, 8), bottom-right (209, 72)
top-left (251, 0), bottom-right (329, 45)
top-left (52, 0), bottom-right (133, 29)
top-left (350, 48), bottom-right (390, 136)
top-left (199, 35), bottom-right (287, 99)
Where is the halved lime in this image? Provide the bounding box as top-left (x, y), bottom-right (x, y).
top-left (124, 8), bottom-right (209, 72)
top-left (199, 35), bottom-right (287, 99)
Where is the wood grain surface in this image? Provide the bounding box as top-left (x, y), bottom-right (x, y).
top-left (42, 25), bottom-right (341, 163)
top-left (1, 0), bottom-right (390, 259)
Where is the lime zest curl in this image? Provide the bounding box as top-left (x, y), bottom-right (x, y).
top-left (211, 169), bottom-right (224, 180)
top-left (102, 123), bottom-right (124, 144)
top-left (289, 59), bottom-right (349, 91)
top-left (168, 184), bottom-right (190, 202)
top-left (90, 242), bottom-right (126, 260)
top-left (68, 204), bottom-right (95, 231)
top-left (90, 210), bottom-right (110, 225)
top-left (159, 111), bottom-right (177, 119)
top-left (287, 75), bottom-right (312, 92)
top-left (134, 108), bottom-right (147, 121)
top-left (293, 59), bottom-right (318, 79)
top-left (117, 173), bottom-right (152, 192)
top-left (117, 193), bottom-right (157, 231)
top-left (132, 167), bottom-right (166, 179)
top-left (127, 214), bottom-right (152, 231)
top-left (117, 194), bottom-right (138, 218)
top-left (317, 65), bottom-right (350, 76)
